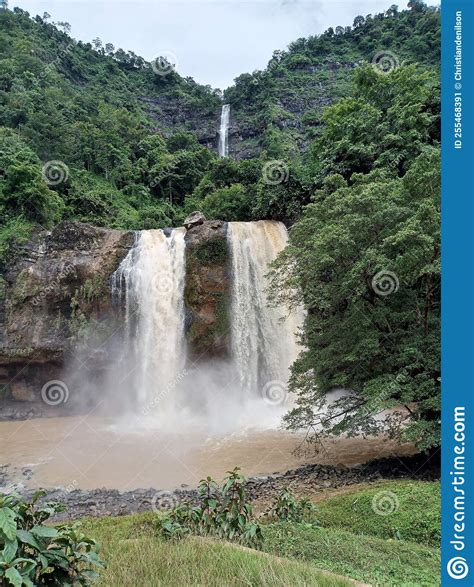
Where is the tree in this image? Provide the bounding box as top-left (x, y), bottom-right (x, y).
top-left (270, 149), bottom-right (440, 451)
top-left (386, 5), bottom-right (399, 17)
top-left (252, 169), bottom-right (311, 224)
top-left (105, 42), bottom-right (115, 55)
top-left (408, 0), bottom-right (426, 12)
top-left (309, 64), bottom-right (440, 183)
top-left (353, 15), bottom-right (365, 28)
top-left (92, 37), bottom-right (103, 51)
top-left (0, 128), bottom-right (65, 225)
top-left (201, 184), bottom-right (253, 222)
top-left (55, 21), bottom-right (71, 33)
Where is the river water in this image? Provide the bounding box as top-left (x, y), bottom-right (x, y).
top-left (0, 416), bottom-right (415, 491)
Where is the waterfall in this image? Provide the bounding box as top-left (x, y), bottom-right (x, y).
top-left (111, 229), bottom-right (187, 409)
top-left (218, 104), bottom-right (230, 157)
top-left (228, 221), bottom-right (302, 399)
top-left (107, 220), bottom-right (300, 428)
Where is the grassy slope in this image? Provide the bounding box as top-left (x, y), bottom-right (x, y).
top-left (316, 479), bottom-right (440, 547)
top-left (263, 479), bottom-right (440, 586)
top-left (263, 524), bottom-right (439, 587)
top-left (81, 515), bottom-right (353, 587)
top-left (82, 480), bottom-right (440, 587)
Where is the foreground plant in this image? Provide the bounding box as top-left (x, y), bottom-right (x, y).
top-left (155, 467), bottom-right (263, 547)
top-left (0, 491), bottom-right (104, 586)
top-left (265, 488), bottom-right (318, 524)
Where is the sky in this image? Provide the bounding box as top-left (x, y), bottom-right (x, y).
top-left (17, 0), bottom-right (401, 89)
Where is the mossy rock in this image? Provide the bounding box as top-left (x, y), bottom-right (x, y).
top-left (191, 236), bottom-right (228, 266)
top-left (183, 221), bottom-right (231, 358)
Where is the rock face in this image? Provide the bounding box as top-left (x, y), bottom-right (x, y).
top-left (224, 60), bottom-right (359, 160)
top-left (140, 95), bottom-right (221, 151)
top-left (0, 219), bottom-right (234, 413)
top-left (183, 221), bottom-right (231, 359)
top-left (183, 211), bottom-right (206, 230)
top-left (0, 221), bottom-right (134, 405)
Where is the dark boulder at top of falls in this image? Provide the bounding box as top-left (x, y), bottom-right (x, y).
top-left (183, 211), bottom-right (206, 230)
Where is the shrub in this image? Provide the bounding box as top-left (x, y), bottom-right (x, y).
top-left (0, 491), bottom-right (104, 586)
top-left (155, 468), bottom-right (263, 548)
top-left (265, 488), bottom-right (318, 523)
top-left (192, 236), bottom-right (228, 266)
top-left (200, 184), bottom-right (253, 222)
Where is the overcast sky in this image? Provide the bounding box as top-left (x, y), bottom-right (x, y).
top-left (17, 0), bottom-right (404, 89)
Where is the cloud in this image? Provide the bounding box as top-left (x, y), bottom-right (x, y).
top-left (18, 0), bottom-right (390, 89)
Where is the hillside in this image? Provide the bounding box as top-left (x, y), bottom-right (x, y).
top-left (0, 4), bottom-right (439, 263)
top-left (1, 5), bottom-right (440, 163)
top-left (0, 7), bottom-right (222, 147)
top-left (225, 3), bottom-right (439, 159)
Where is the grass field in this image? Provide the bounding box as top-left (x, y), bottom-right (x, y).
top-left (81, 515), bottom-right (354, 586)
top-left (263, 523), bottom-right (439, 586)
top-left (316, 479), bottom-right (440, 546)
top-left (81, 479), bottom-right (440, 587)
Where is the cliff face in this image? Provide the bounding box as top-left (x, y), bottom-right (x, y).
top-left (140, 95), bottom-right (222, 151)
top-left (0, 219), bottom-right (232, 412)
top-left (0, 222), bottom-right (133, 406)
top-left (225, 60), bottom-right (358, 160)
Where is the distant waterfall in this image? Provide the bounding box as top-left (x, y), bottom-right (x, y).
top-left (228, 221), bottom-right (302, 398)
top-left (111, 229), bottom-right (187, 408)
top-left (218, 104), bottom-right (230, 157)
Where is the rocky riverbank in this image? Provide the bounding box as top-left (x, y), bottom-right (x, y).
top-left (1, 454), bottom-right (439, 521)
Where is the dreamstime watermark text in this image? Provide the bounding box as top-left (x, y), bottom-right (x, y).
top-left (447, 406), bottom-right (469, 580)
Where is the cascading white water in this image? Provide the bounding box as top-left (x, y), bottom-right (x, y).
top-left (111, 228), bottom-right (187, 409)
top-left (228, 221), bottom-right (302, 400)
top-left (107, 220), bottom-right (300, 429)
top-left (218, 104), bottom-right (230, 157)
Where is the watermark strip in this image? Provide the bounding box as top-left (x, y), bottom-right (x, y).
top-left (442, 0), bottom-right (474, 583)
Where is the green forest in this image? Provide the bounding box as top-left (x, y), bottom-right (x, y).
top-left (0, 1), bottom-right (440, 449)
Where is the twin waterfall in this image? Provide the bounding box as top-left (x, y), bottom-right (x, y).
top-left (111, 221), bottom-right (301, 426)
top-left (111, 229), bottom-right (187, 408)
top-left (228, 222), bottom-right (301, 397)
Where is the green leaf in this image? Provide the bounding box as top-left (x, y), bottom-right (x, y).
top-left (0, 508), bottom-right (17, 542)
top-left (30, 525), bottom-right (59, 538)
top-left (5, 567), bottom-right (23, 587)
top-left (9, 560), bottom-right (36, 580)
top-left (2, 539), bottom-right (18, 564)
top-left (16, 530), bottom-right (43, 551)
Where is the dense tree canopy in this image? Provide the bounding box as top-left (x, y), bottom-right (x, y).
top-left (269, 65), bottom-right (440, 450)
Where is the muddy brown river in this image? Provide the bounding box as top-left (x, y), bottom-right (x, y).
top-left (0, 415), bottom-right (415, 491)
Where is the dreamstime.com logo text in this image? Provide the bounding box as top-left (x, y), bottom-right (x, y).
top-left (447, 406), bottom-right (468, 580)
